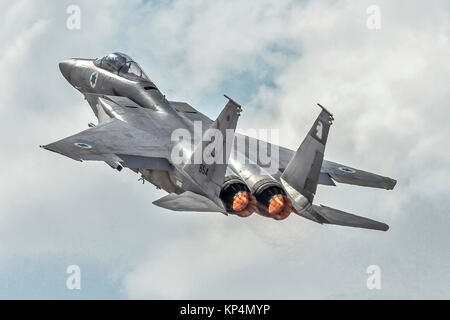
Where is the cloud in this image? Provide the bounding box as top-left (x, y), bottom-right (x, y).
top-left (0, 0), bottom-right (449, 299)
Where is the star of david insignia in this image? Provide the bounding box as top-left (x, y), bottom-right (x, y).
top-left (90, 72), bottom-right (98, 88)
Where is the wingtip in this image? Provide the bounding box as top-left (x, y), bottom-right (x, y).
top-left (390, 179), bottom-right (397, 190)
top-left (384, 178), bottom-right (397, 190)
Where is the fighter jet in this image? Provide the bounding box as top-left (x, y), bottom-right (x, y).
top-left (42, 52), bottom-right (396, 231)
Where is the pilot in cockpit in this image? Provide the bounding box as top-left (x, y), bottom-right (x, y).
top-left (94, 52), bottom-right (149, 82)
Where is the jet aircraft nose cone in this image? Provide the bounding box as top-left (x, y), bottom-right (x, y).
top-left (59, 60), bottom-right (74, 82)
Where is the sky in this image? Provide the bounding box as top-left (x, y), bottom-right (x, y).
top-left (0, 0), bottom-right (449, 299)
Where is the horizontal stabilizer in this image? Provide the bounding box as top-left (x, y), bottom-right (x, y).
top-left (311, 205), bottom-right (389, 231)
top-left (318, 172), bottom-right (336, 186)
top-left (153, 191), bottom-right (224, 213)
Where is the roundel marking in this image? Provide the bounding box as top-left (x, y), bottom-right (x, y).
top-left (74, 142), bottom-right (92, 149)
top-left (90, 72), bottom-right (98, 88)
top-left (338, 166), bottom-right (356, 174)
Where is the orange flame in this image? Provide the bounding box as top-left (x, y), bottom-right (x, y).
top-left (234, 193), bottom-right (257, 218)
top-left (268, 195), bottom-right (286, 215)
top-left (268, 195), bottom-right (292, 220)
top-left (233, 192), bottom-right (250, 212)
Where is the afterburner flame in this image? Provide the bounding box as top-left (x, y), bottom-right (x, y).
top-left (235, 193), bottom-right (257, 217)
top-left (268, 195), bottom-right (286, 215)
top-left (267, 195), bottom-right (292, 220)
top-left (233, 192), bottom-right (250, 212)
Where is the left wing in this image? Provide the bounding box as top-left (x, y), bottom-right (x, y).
top-left (41, 118), bottom-right (171, 170)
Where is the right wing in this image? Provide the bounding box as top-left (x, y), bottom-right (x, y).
top-left (232, 134), bottom-right (396, 190)
top-left (320, 160), bottom-right (397, 190)
top-left (169, 101), bottom-right (397, 191)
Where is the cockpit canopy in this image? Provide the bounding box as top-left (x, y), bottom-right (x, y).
top-left (94, 52), bottom-right (150, 81)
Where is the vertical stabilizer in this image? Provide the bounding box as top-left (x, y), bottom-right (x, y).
top-left (183, 95), bottom-right (242, 199)
top-left (281, 104), bottom-right (334, 203)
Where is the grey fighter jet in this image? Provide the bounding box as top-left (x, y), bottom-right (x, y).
top-left (42, 52), bottom-right (396, 231)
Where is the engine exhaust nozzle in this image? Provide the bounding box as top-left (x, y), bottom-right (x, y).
top-left (255, 186), bottom-right (292, 220)
top-left (267, 195), bottom-right (292, 220)
top-left (233, 191), bottom-right (257, 217)
top-left (220, 178), bottom-right (257, 217)
top-left (233, 192), bottom-right (249, 212)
